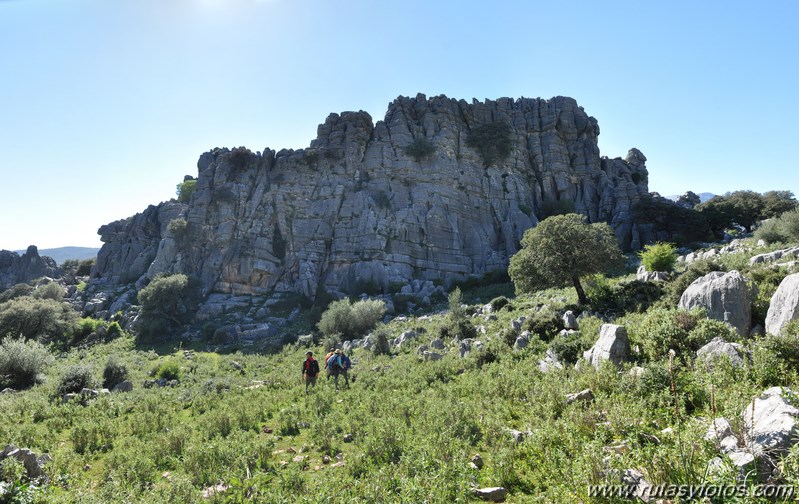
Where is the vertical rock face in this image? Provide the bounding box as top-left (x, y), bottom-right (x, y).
top-left (765, 273), bottom-right (799, 336)
top-left (0, 246), bottom-right (61, 290)
top-left (93, 94), bottom-right (650, 299)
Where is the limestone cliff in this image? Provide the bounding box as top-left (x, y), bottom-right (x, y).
top-left (94, 94), bottom-right (651, 300)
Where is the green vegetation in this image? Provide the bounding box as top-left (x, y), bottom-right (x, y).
top-left (0, 296), bottom-right (77, 344)
top-left (638, 242), bottom-right (677, 272)
top-left (465, 121), bottom-right (512, 167)
top-left (316, 298), bottom-right (386, 340)
top-left (175, 178), bottom-right (197, 203)
top-left (62, 258), bottom-right (95, 276)
top-left (755, 208), bottom-right (799, 244)
top-left (136, 274), bottom-right (201, 342)
top-left (404, 137), bottom-right (436, 162)
top-left (0, 336), bottom-right (53, 389)
top-left (508, 213), bottom-right (624, 304)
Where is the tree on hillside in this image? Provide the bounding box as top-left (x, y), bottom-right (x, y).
top-left (136, 273), bottom-right (201, 341)
top-left (508, 213), bottom-right (624, 305)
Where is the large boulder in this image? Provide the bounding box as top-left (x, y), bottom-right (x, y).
top-left (0, 246), bottom-right (61, 291)
top-left (582, 324), bottom-right (630, 369)
top-left (696, 337), bottom-right (747, 369)
top-left (742, 387), bottom-right (799, 457)
top-left (765, 273), bottom-right (799, 336)
top-left (678, 270), bottom-right (752, 336)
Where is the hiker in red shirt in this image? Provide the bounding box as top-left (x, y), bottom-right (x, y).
top-left (301, 351), bottom-right (320, 394)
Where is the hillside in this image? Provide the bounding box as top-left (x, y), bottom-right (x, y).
top-left (2, 230), bottom-right (799, 502)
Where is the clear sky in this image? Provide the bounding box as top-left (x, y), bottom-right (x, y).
top-left (2, 0), bottom-right (797, 250)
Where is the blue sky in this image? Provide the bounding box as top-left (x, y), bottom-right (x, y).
top-left (2, 0), bottom-right (797, 250)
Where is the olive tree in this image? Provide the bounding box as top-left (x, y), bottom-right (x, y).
top-left (508, 213), bottom-right (624, 305)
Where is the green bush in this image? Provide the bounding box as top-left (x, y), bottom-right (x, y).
top-left (317, 299), bottom-right (386, 340)
top-left (633, 308), bottom-right (706, 361)
top-left (465, 121), bottom-right (512, 167)
top-left (32, 281), bottom-right (65, 301)
top-left (489, 296), bottom-right (510, 312)
top-left (57, 365), bottom-right (95, 396)
top-left (153, 359), bottom-right (181, 381)
top-left (0, 296), bottom-right (78, 344)
top-left (0, 283), bottom-right (33, 303)
top-left (548, 330), bottom-right (592, 364)
top-left (521, 309), bottom-right (564, 343)
top-left (404, 137), bottom-right (435, 162)
top-left (176, 178), bottom-right (197, 203)
top-left (639, 242), bottom-right (677, 272)
top-left (367, 325), bottom-right (391, 355)
top-left (136, 274), bottom-right (201, 341)
top-left (0, 456), bottom-right (25, 484)
top-left (103, 355), bottom-right (130, 389)
top-left (72, 317), bottom-right (103, 341)
top-left (0, 336), bottom-right (53, 389)
top-left (762, 322), bottom-right (799, 368)
top-left (754, 219), bottom-right (788, 244)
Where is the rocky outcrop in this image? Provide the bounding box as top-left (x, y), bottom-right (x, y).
top-left (0, 246), bottom-right (61, 291)
top-left (583, 324), bottom-right (631, 369)
top-left (678, 270), bottom-right (752, 337)
top-left (92, 94), bottom-right (651, 301)
top-left (765, 273), bottom-right (799, 336)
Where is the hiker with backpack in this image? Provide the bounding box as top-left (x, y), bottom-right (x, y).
top-left (339, 350), bottom-right (351, 388)
top-left (301, 351), bottom-right (320, 394)
top-left (326, 348), bottom-right (346, 391)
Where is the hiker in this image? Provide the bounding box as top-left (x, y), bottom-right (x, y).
top-left (301, 351), bottom-right (319, 394)
top-left (324, 349), bottom-right (336, 380)
top-left (340, 350), bottom-right (351, 388)
top-left (326, 348), bottom-right (345, 391)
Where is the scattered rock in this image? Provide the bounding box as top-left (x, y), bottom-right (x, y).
top-left (0, 388), bottom-right (15, 394)
top-left (742, 387), bottom-right (799, 457)
top-left (537, 349), bottom-right (563, 373)
top-left (636, 265), bottom-right (669, 282)
top-left (112, 380), bottom-right (133, 393)
top-left (510, 317), bottom-right (526, 332)
top-left (566, 389), bottom-right (594, 405)
top-left (421, 351), bottom-right (443, 361)
top-left (471, 453), bottom-right (484, 469)
top-left (230, 360), bottom-right (243, 371)
top-left (322, 455), bottom-right (331, 464)
top-left (201, 483), bottom-right (228, 498)
top-left (562, 310), bottom-right (578, 330)
top-left (473, 486), bottom-right (507, 502)
top-left (0, 445), bottom-right (52, 481)
top-left (696, 337), bottom-right (747, 369)
top-left (343, 433), bottom-right (354, 443)
top-left (430, 338), bottom-right (445, 350)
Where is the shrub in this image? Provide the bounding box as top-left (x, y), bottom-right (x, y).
top-left (0, 456), bottom-right (25, 484)
top-left (489, 296), bottom-right (510, 312)
top-left (466, 121), bottom-right (512, 167)
top-left (0, 336), bottom-right (53, 389)
top-left (0, 297), bottom-right (78, 343)
top-left (549, 330), bottom-right (592, 364)
top-left (445, 287), bottom-right (476, 340)
top-left (317, 299), bottom-right (386, 340)
top-left (72, 317), bottom-right (103, 341)
top-left (639, 242), bottom-right (677, 272)
top-left (367, 325), bottom-right (391, 355)
top-left (32, 282), bottom-right (65, 301)
top-left (103, 355), bottom-right (130, 389)
top-left (57, 365), bottom-right (95, 396)
top-left (754, 219), bottom-right (788, 244)
top-left (176, 179), bottom-right (197, 203)
top-left (137, 274), bottom-right (202, 341)
top-left (404, 137), bottom-right (435, 162)
top-left (153, 359), bottom-right (181, 381)
top-left (521, 309), bottom-right (564, 343)
top-left (0, 283), bottom-right (33, 303)
top-left (633, 308), bottom-right (705, 361)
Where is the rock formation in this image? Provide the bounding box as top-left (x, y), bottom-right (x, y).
top-left (92, 94), bottom-right (652, 302)
top-left (765, 272), bottom-right (799, 336)
top-left (678, 270), bottom-right (752, 337)
top-left (0, 246), bottom-right (61, 291)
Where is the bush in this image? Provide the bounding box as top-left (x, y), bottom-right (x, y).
top-left (549, 330), bottom-right (592, 364)
top-left (137, 274), bottom-right (201, 341)
top-left (317, 299), bottom-right (386, 340)
top-left (0, 297), bottom-right (78, 344)
top-left (32, 282), bottom-right (65, 301)
top-left (176, 179), bottom-right (197, 203)
top-left (404, 138), bottom-right (435, 162)
top-left (153, 359), bottom-right (181, 381)
top-left (0, 283), bottom-right (33, 303)
top-left (465, 122), bottom-right (512, 167)
top-left (489, 296), bottom-right (510, 312)
top-left (754, 219), bottom-right (788, 244)
top-left (639, 242), bottom-right (677, 272)
top-left (633, 308), bottom-right (706, 361)
top-left (367, 325), bottom-right (391, 356)
top-left (103, 355), bottom-right (130, 389)
top-left (521, 309), bottom-right (564, 343)
top-left (57, 365), bottom-right (95, 396)
top-left (72, 317), bottom-right (103, 341)
top-left (0, 336), bottom-right (53, 389)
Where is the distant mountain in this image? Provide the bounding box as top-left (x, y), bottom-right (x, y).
top-left (665, 192), bottom-right (716, 203)
top-left (13, 246), bottom-right (100, 265)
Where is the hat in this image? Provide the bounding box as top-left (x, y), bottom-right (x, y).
top-left (306, 351), bottom-right (313, 356)
top-left (335, 349), bottom-right (342, 354)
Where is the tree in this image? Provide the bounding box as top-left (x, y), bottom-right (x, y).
top-left (723, 190), bottom-right (764, 232)
top-left (317, 298), bottom-right (386, 340)
top-left (761, 190), bottom-right (797, 219)
top-left (136, 274), bottom-right (201, 341)
top-left (508, 213), bottom-right (624, 305)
